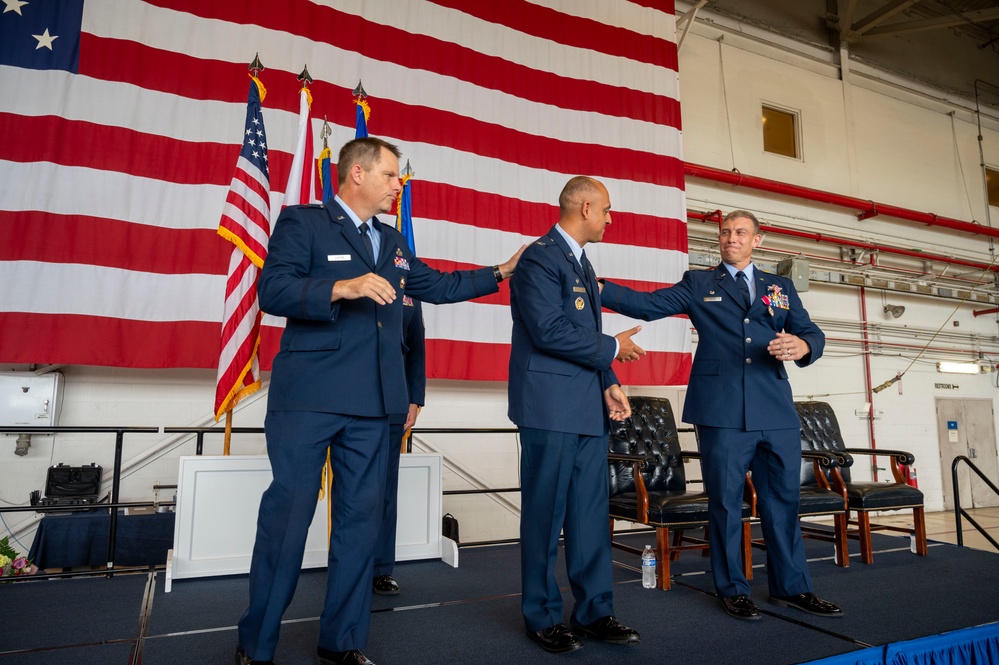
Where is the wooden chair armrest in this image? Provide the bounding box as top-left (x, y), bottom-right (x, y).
top-left (843, 448), bottom-right (914, 483)
top-left (632, 461), bottom-right (650, 524)
top-left (608, 452), bottom-right (648, 468)
top-left (829, 467), bottom-right (849, 500)
top-left (843, 447), bottom-right (916, 466)
top-left (744, 472), bottom-right (757, 516)
top-left (608, 452), bottom-right (650, 524)
top-left (799, 450), bottom-right (836, 490)
top-left (801, 450), bottom-right (838, 468)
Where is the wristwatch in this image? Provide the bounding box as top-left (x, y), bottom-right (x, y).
top-left (492, 265), bottom-right (504, 283)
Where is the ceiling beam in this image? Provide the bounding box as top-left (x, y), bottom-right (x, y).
top-left (862, 8), bottom-right (999, 38)
top-left (849, 0), bottom-right (918, 37)
top-left (838, 0), bottom-right (861, 41)
top-left (676, 0), bottom-right (709, 51)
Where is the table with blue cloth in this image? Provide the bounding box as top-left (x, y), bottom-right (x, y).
top-left (28, 510), bottom-right (175, 569)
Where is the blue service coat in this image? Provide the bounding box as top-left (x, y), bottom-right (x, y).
top-left (601, 265), bottom-right (824, 429)
top-left (259, 199), bottom-right (496, 418)
top-left (508, 226), bottom-right (619, 437)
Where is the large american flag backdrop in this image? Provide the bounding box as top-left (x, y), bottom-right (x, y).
top-left (0, 0), bottom-right (691, 386)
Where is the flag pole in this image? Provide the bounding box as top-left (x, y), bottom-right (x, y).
top-left (224, 52), bottom-right (262, 458)
top-left (224, 409), bottom-right (233, 456)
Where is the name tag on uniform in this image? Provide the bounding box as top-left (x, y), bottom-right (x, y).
top-left (703, 296), bottom-right (722, 302)
top-left (573, 286), bottom-right (587, 293)
top-left (327, 254), bottom-right (351, 262)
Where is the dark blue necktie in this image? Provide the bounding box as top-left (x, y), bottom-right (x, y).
top-left (581, 251), bottom-right (594, 284)
top-left (735, 270), bottom-right (751, 309)
top-left (359, 222), bottom-right (376, 265)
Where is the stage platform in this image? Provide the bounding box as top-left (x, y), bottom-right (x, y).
top-left (1, 529), bottom-right (997, 665)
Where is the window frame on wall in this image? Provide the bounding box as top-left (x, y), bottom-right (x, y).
top-left (987, 166), bottom-right (999, 208)
top-left (761, 103), bottom-right (802, 161)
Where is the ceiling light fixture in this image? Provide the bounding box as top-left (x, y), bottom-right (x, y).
top-left (936, 361), bottom-right (992, 375)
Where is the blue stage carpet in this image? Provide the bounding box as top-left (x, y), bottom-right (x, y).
top-left (2, 531), bottom-right (997, 665)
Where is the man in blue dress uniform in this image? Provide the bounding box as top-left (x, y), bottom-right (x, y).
top-left (508, 176), bottom-right (644, 654)
top-left (236, 137), bottom-right (523, 665)
top-left (601, 210), bottom-right (842, 621)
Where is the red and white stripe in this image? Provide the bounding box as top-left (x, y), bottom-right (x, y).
top-left (215, 249), bottom-right (264, 419)
top-left (0, 0), bottom-right (690, 386)
top-left (281, 87), bottom-right (319, 207)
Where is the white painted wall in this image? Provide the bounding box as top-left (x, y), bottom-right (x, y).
top-left (4, 17), bottom-right (999, 553)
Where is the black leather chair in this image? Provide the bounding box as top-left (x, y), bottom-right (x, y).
top-left (793, 448), bottom-right (850, 567)
top-left (795, 400), bottom-right (927, 564)
top-left (608, 396), bottom-right (753, 590)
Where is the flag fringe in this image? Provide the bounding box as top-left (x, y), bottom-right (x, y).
top-left (217, 226), bottom-right (266, 269)
top-left (354, 97), bottom-right (370, 122)
top-left (249, 74), bottom-right (267, 102)
top-left (214, 334), bottom-right (263, 421)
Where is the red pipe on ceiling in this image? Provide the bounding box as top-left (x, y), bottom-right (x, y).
top-left (686, 210), bottom-right (999, 275)
top-left (684, 162), bottom-right (999, 241)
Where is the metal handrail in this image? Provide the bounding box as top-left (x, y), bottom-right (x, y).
top-left (0, 426), bottom-right (161, 576)
top-left (951, 455), bottom-right (999, 551)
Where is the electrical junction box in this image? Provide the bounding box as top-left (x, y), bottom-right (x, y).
top-left (0, 372), bottom-right (64, 429)
top-left (776, 257), bottom-right (810, 292)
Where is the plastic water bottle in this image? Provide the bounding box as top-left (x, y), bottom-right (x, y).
top-left (641, 545), bottom-right (656, 589)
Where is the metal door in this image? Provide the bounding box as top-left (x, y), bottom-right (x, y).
top-left (936, 398), bottom-right (999, 510)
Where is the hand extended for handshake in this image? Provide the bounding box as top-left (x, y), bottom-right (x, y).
top-left (331, 245), bottom-right (527, 305)
top-left (615, 325), bottom-right (645, 363)
top-left (608, 326), bottom-right (644, 421)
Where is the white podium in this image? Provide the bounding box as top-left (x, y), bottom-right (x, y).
top-left (166, 453), bottom-right (446, 591)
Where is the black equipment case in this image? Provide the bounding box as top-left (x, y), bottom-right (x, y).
top-left (30, 463), bottom-right (106, 510)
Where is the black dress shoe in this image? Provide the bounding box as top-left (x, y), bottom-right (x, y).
top-left (372, 575), bottom-right (400, 595)
top-left (720, 594), bottom-right (761, 621)
top-left (317, 647), bottom-right (375, 665)
top-left (526, 623), bottom-right (583, 653)
top-left (234, 645), bottom-right (275, 665)
top-left (770, 592), bottom-right (843, 617)
top-left (571, 616), bottom-right (640, 644)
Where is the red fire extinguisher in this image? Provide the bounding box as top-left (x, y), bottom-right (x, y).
top-left (906, 466), bottom-right (918, 489)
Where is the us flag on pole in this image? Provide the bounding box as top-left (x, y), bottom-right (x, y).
top-left (214, 76), bottom-right (270, 420)
top-left (0, 0), bottom-right (690, 387)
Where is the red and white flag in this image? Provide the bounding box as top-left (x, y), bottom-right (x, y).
top-left (281, 85), bottom-right (318, 208)
top-left (0, 0), bottom-right (690, 386)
